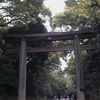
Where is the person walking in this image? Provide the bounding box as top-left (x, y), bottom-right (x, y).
top-left (53, 96), bottom-right (57, 100)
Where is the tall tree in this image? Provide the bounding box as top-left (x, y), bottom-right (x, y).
top-left (52, 0), bottom-right (100, 32)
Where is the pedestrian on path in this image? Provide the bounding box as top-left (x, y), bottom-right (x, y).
top-left (53, 96), bottom-right (57, 100)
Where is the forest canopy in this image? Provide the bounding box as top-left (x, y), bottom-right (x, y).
top-left (0, 0), bottom-right (100, 100)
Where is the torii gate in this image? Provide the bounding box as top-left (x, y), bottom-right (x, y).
top-left (1, 31), bottom-right (96, 100)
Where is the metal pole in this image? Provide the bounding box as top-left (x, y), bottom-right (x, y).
top-left (73, 35), bottom-right (85, 100)
top-left (18, 39), bottom-right (27, 100)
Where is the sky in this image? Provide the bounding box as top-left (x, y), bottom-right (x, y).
top-left (43, 0), bottom-right (66, 32)
top-left (44, 0), bottom-right (66, 16)
top-left (44, 0), bottom-right (67, 70)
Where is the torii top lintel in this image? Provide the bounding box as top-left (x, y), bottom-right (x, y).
top-left (1, 31), bottom-right (96, 42)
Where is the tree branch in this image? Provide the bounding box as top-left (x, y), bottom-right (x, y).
top-left (0, 17), bottom-right (22, 27)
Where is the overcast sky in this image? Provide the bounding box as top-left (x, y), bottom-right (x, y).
top-left (44, 0), bottom-right (65, 16)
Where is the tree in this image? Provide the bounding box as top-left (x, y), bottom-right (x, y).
top-left (0, 0), bottom-right (51, 29)
top-left (0, 45), bottom-right (18, 96)
top-left (52, 0), bottom-right (100, 32)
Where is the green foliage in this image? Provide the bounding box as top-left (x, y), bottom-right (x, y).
top-left (83, 41), bottom-right (100, 89)
top-left (67, 55), bottom-right (75, 76)
top-left (7, 17), bottom-right (47, 34)
top-left (1, 0), bottom-right (100, 99)
top-left (52, 0), bottom-right (100, 32)
top-left (0, 0), bottom-right (51, 28)
top-left (0, 48), bottom-right (17, 95)
top-left (48, 73), bottom-right (67, 97)
top-left (62, 54), bottom-right (76, 92)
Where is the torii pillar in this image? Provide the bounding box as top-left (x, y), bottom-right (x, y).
top-left (74, 35), bottom-right (85, 100)
top-left (18, 39), bottom-right (27, 100)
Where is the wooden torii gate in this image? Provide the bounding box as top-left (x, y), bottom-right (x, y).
top-left (1, 31), bottom-right (96, 100)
